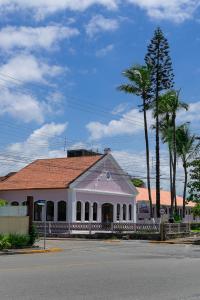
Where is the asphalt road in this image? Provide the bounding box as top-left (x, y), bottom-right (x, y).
top-left (0, 239), bottom-right (200, 300)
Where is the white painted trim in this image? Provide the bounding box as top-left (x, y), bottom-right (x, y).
top-left (74, 188), bottom-right (134, 198)
top-left (69, 153), bottom-right (138, 196)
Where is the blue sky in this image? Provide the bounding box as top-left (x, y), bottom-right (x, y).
top-left (0, 0), bottom-right (200, 192)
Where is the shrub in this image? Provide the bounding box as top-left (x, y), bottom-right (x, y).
top-left (190, 223), bottom-right (200, 230)
top-left (7, 234), bottom-right (30, 249)
top-left (0, 199), bottom-right (8, 207)
top-left (0, 236), bottom-right (11, 250)
top-left (29, 225), bottom-right (38, 246)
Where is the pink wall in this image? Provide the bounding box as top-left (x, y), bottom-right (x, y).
top-left (0, 189), bottom-right (68, 204)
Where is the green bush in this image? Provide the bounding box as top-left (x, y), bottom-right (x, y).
top-left (29, 225), bottom-right (38, 246)
top-left (0, 236), bottom-right (11, 250)
top-left (7, 234), bottom-right (30, 249)
top-left (190, 223), bottom-right (200, 230)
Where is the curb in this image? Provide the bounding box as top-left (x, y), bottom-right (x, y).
top-left (150, 240), bottom-right (199, 245)
top-left (0, 247), bottom-right (63, 255)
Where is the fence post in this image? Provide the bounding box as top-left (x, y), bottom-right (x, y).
top-left (89, 223), bottom-right (92, 235)
top-left (178, 223), bottom-right (180, 233)
top-left (111, 222), bottom-right (114, 233)
top-left (160, 223), bottom-right (165, 241)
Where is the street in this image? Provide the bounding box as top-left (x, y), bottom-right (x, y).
top-left (0, 239), bottom-right (200, 300)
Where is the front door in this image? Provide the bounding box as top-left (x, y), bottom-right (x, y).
top-left (102, 203), bottom-right (113, 223)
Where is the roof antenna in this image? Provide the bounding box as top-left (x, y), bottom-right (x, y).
top-left (64, 137), bottom-right (67, 154)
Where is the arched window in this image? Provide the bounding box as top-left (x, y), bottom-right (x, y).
top-left (117, 204), bottom-right (120, 221)
top-left (76, 201), bottom-right (81, 221)
top-left (129, 204), bottom-right (132, 221)
top-left (93, 203), bottom-right (98, 221)
top-left (85, 202), bottom-right (90, 221)
top-left (34, 202), bottom-right (42, 221)
top-left (57, 201), bottom-right (66, 221)
top-left (22, 201), bottom-right (27, 206)
top-left (46, 201), bottom-right (54, 221)
top-left (123, 204), bottom-right (126, 221)
top-left (11, 201), bottom-right (19, 206)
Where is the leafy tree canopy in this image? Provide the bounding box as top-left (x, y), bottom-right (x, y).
top-left (187, 159), bottom-right (200, 203)
top-left (131, 178), bottom-right (145, 188)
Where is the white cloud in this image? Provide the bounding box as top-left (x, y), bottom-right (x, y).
top-left (128, 0), bottom-right (200, 22)
top-left (0, 25), bottom-right (79, 51)
top-left (87, 108), bottom-right (152, 140)
top-left (0, 54), bottom-right (64, 86)
top-left (0, 123), bottom-right (67, 175)
top-left (0, 0), bottom-right (118, 19)
top-left (0, 88), bottom-right (44, 123)
top-left (177, 101), bottom-right (200, 124)
top-left (112, 103), bottom-right (130, 115)
top-left (86, 15), bottom-right (119, 37)
top-left (113, 150), bottom-right (184, 194)
top-left (96, 44), bottom-right (114, 57)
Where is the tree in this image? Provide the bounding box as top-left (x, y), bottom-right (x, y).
top-left (118, 64), bottom-right (153, 219)
top-left (131, 178), bottom-right (145, 188)
top-left (176, 124), bottom-right (200, 218)
top-left (154, 90), bottom-right (188, 217)
top-left (192, 204), bottom-right (200, 218)
top-left (145, 27), bottom-right (174, 218)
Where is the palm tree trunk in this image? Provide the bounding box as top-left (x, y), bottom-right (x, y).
top-left (155, 88), bottom-right (160, 219)
top-left (183, 162), bottom-right (187, 219)
top-left (169, 146), bottom-right (173, 219)
top-left (172, 114), bottom-right (177, 219)
top-left (143, 101), bottom-right (153, 219)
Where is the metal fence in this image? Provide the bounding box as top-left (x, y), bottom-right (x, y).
top-left (164, 223), bottom-right (190, 234)
top-left (33, 222), bottom-right (160, 235)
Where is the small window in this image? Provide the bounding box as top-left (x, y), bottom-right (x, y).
top-left (93, 203), bottom-right (98, 221)
top-left (129, 204), bottom-right (132, 221)
top-left (106, 171), bottom-right (111, 180)
top-left (34, 202), bottom-right (42, 221)
top-left (46, 201), bottom-right (54, 221)
top-left (117, 204), bottom-right (120, 221)
top-left (123, 204), bottom-right (126, 221)
top-left (76, 201), bottom-right (82, 221)
top-left (85, 202), bottom-right (90, 221)
top-left (58, 201), bottom-right (66, 221)
top-left (11, 201), bottom-right (19, 206)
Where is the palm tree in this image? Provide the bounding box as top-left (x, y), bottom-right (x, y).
top-left (153, 90), bottom-right (188, 218)
top-left (118, 64), bottom-right (154, 219)
top-left (176, 124), bottom-right (200, 218)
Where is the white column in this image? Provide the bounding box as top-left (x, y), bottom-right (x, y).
top-left (81, 202), bottom-right (85, 222)
top-left (120, 204), bottom-right (123, 222)
top-left (126, 204), bottom-right (129, 222)
top-left (113, 204), bottom-right (117, 222)
top-left (90, 203), bottom-right (93, 222)
top-left (68, 189), bottom-right (76, 222)
top-left (98, 204), bottom-right (102, 222)
top-left (133, 200), bottom-right (137, 224)
top-left (54, 202), bottom-right (58, 222)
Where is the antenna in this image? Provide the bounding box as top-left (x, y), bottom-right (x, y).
top-left (64, 137), bottom-right (67, 154)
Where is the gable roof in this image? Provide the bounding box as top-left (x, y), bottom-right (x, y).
top-left (136, 188), bottom-right (195, 207)
top-left (0, 155), bottom-right (103, 191)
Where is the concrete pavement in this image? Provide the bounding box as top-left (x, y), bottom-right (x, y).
top-left (0, 239), bottom-right (200, 300)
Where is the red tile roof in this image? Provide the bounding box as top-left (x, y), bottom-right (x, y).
top-left (136, 187), bottom-right (195, 207)
top-left (0, 155), bottom-right (103, 191)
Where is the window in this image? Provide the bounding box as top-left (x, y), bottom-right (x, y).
top-left (76, 201), bottom-right (81, 221)
top-left (106, 171), bottom-right (111, 180)
top-left (129, 205), bottom-right (132, 221)
top-left (22, 201), bottom-right (27, 206)
top-left (117, 204), bottom-right (120, 221)
top-left (85, 202), bottom-right (90, 221)
top-left (11, 201), bottom-right (19, 206)
top-left (46, 201), bottom-right (54, 221)
top-left (34, 202), bottom-right (42, 221)
top-left (93, 203), bottom-right (98, 221)
top-left (58, 201), bottom-right (66, 221)
top-left (123, 204), bottom-right (126, 221)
